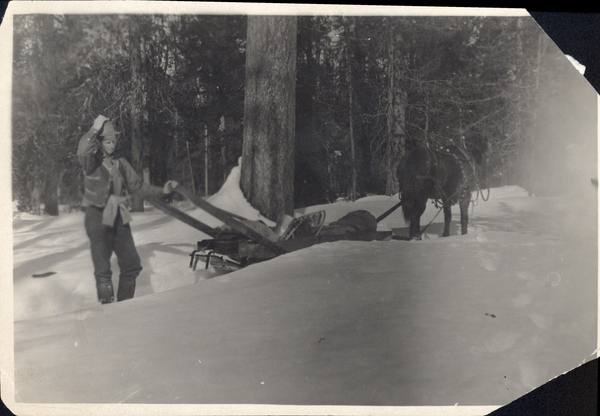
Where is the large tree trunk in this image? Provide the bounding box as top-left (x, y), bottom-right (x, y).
top-left (38, 15), bottom-right (60, 215)
top-left (384, 22), bottom-right (407, 195)
top-left (41, 170), bottom-right (60, 216)
top-left (345, 19), bottom-right (357, 202)
top-left (129, 17), bottom-right (146, 212)
top-left (240, 15), bottom-right (297, 221)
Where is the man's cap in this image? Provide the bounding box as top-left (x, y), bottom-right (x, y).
top-left (100, 121), bottom-right (120, 138)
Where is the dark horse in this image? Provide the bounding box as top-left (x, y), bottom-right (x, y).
top-left (397, 145), bottom-right (480, 239)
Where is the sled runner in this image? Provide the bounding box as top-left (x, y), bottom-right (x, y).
top-left (189, 239), bottom-right (245, 272)
top-left (149, 186), bottom-right (393, 273)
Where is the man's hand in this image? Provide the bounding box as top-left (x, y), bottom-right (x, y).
top-left (114, 196), bottom-right (130, 205)
top-left (92, 115), bottom-right (109, 132)
top-left (163, 180), bottom-right (179, 194)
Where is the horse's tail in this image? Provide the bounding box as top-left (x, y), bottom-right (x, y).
top-left (397, 148), bottom-right (428, 226)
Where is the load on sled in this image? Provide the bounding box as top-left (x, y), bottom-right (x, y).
top-left (149, 185), bottom-right (398, 273)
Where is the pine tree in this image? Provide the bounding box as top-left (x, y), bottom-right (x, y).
top-left (240, 15), bottom-right (297, 221)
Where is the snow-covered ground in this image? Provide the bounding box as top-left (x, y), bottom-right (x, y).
top-left (7, 164), bottom-right (599, 414)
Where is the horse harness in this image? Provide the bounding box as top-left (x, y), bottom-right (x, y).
top-left (425, 146), bottom-right (476, 207)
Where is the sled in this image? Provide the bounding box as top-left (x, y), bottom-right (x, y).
top-left (149, 186), bottom-right (394, 273)
top-left (189, 239), bottom-right (245, 272)
top-left (174, 186), bottom-right (288, 256)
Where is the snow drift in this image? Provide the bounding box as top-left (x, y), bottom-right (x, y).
top-left (8, 163), bottom-right (598, 413)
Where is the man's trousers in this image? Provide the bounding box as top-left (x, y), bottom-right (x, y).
top-left (84, 205), bottom-right (142, 303)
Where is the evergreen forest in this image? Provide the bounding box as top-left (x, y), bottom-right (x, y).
top-left (12, 14), bottom-right (596, 215)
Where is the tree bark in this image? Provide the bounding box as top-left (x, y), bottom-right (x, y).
top-left (240, 15), bottom-right (297, 221)
top-left (383, 22), bottom-right (406, 196)
top-left (33, 15), bottom-right (61, 215)
top-left (345, 18), bottom-right (357, 201)
top-left (129, 17), bottom-right (146, 211)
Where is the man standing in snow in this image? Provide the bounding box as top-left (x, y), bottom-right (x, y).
top-left (78, 115), bottom-right (178, 304)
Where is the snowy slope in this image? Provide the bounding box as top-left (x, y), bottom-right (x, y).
top-left (9, 163), bottom-right (599, 413)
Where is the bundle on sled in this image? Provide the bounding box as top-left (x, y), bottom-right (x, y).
top-left (192, 209), bottom-right (391, 272)
top-left (147, 186), bottom-right (392, 273)
top-left (190, 210), bottom-right (327, 272)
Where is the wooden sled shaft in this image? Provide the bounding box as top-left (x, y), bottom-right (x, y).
top-left (376, 200), bottom-right (403, 223)
top-left (173, 186), bottom-right (288, 256)
top-left (147, 198), bottom-right (219, 238)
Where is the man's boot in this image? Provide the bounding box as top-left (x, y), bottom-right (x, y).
top-left (97, 281), bottom-right (114, 304)
top-left (117, 279), bottom-right (136, 302)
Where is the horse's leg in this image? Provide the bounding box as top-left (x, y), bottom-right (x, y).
top-left (410, 197), bottom-right (428, 239)
top-left (410, 215), bottom-right (420, 239)
top-left (443, 204), bottom-right (452, 237)
top-left (459, 197), bottom-right (470, 235)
